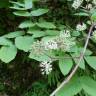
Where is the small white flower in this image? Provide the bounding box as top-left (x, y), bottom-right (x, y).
top-left (72, 0), bottom-right (83, 9)
top-left (76, 23), bottom-right (87, 31)
top-left (44, 40), bottom-right (58, 50)
top-left (60, 30), bottom-right (71, 38)
top-left (92, 0), bottom-right (96, 5)
top-left (40, 60), bottom-right (52, 75)
top-left (86, 4), bottom-right (93, 10)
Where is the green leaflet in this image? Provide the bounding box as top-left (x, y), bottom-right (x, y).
top-left (3, 31), bottom-right (25, 38)
top-left (31, 8), bottom-right (49, 16)
top-left (0, 37), bottom-right (13, 46)
top-left (13, 11), bottom-right (31, 17)
top-left (15, 36), bottom-right (34, 52)
top-left (0, 45), bottom-right (17, 63)
top-left (19, 21), bottom-right (35, 28)
top-left (71, 53), bottom-right (85, 69)
top-left (10, 1), bottom-right (26, 10)
top-left (29, 52), bottom-right (51, 62)
top-left (36, 22), bottom-right (56, 29)
top-left (29, 48), bottom-right (55, 61)
top-left (72, 31), bottom-right (80, 37)
top-left (56, 76), bottom-right (82, 96)
top-left (77, 47), bottom-right (92, 56)
top-left (84, 56), bottom-right (96, 70)
top-left (24, 0), bottom-right (33, 9)
top-left (0, 37), bottom-right (17, 63)
top-left (80, 76), bottom-right (96, 96)
top-left (10, 6), bottom-right (26, 10)
top-left (13, 8), bottom-right (48, 17)
top-left (28, 29), bottom-right (46, 38)
top-left (45, 30), bottom-right (59, 36)
top-left (56, 76), bottom-right (96, 96)
top-left (70, 47), bottom-right (92, 69)
top-left (42, 36), bottom-right (57, 41)
top-left (59, 56), bottom-right (73, 75)
top-left (10, 1), bottom-right (25, 7)
top-left (74, 12), bottom-right (89, 16)
top-left (91, 11), bottom-right (96, 21)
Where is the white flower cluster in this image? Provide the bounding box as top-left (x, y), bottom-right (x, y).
top-left (72, 0), bottom-right (83, 9)
top-left (56, 30), bottom-right (75, 51)
top-left (85, 0), bottom-right (96, 10)
top-left (56, 38), bottom-right (75, 51)
top-left (31, 30), bottom-right (75, 54)
top-left (44, 30), bottom-right (72, 51)
top-left (40, 60), bottom-right (52, 75)
top-left (31, 40), bottom-right (45, 56)
top-left (60, 30), bottom-right (71, 38)
top-left (93, 0), bottom-right (96, 5)
top-left (31, 30), bottom-right (75, 75)
top-left (44, 30), bottom-right (75, 51)
top-left (76, 23), bottom-right (87, 31)
top-left (72, 0), bottom-right (96, 10)
top-left (44, 40), bottom-right (58, 50)
top-left (86, 0), bottom-right (96, 9)
top-left (86, 3), bottom-right (93, 10)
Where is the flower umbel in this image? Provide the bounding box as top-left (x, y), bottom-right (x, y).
top-left (72, 0), bottom-right (83, 9)
top-left (31, 40), bottom-right (45, 55)
top-left (56, 37), bottom-right (75, 51)
top-left (76, 23), bottom-right (87, 31)
top-left (44, 40), bottom-right (58, 50)
top-left (60, 30), bottom-right (71, 38)
top-left (92, 0), bottom-right (96, 5)
top-left (55, 30), bottom-right (75, 51)
top-left (86, 4), bottom-right (93, 10)
top-left (40, 60), bottom-right (52, 75)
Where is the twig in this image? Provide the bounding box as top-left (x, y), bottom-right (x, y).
top-left (50, 23), bottom-right (96, 96)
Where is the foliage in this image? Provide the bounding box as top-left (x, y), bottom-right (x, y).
top-left (0, 0), bottom-right (96, 96)
top-left (23, 82), bottom-right (49, 96)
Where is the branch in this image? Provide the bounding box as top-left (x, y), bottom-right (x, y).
top-left (50, 23), bottom-right (96, 96)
